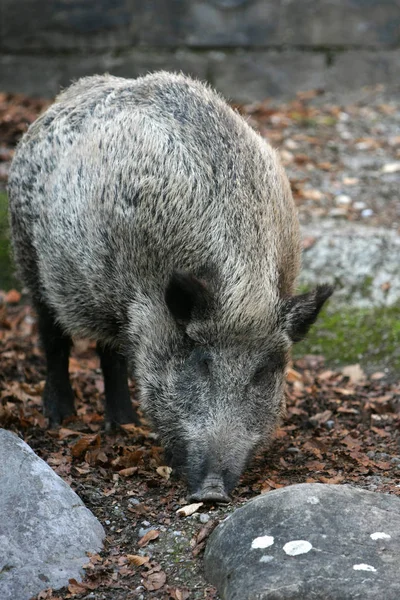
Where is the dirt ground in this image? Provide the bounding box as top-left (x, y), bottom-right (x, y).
top-left (1, 298), bottom-right (399, 600)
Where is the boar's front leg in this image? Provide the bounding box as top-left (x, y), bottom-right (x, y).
top-left (36, 301), bottom-right (75, 427)
top-left (96, 342), bottom-right (139, 430)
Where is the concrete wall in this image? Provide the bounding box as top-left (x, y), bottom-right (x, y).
top-left (1, 0), bottom-right (400, 101)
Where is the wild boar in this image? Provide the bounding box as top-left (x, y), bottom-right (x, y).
top-left (8, 72), bottom-right (332, 501)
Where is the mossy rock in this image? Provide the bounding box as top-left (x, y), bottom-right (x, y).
top-left (295, 305), bottom-right (400, 376)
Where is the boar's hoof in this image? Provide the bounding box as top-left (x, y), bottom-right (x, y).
top-left (189, 474), bottom-right (231, 504)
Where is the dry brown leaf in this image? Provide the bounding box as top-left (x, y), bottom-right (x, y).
top-left (176, 502), bottom-right (204, 517)
top-left (310, 410), bottom-right (333, 425)
top-left (119, 466), bottom-right (138, 477)
top-left (127, 554), bottom-right (150, 566)
top-left (286, 367), bottom-right (303, 382)
top-left (58, 428), bottom-right (81, 440)
top-left (342, 364), bottom-right (366, 384)
top-left (67, 578), bottom-right (92, 594)
top-left (70, 434), bottom-right (100, 458)
top-left (370, 372), bottom-right (386, 380)
top-left (156, 465), bottom-right (172, 480)
top-left (300, 188), bottom-right (323, 201)
top-left (143, 570), bottom-right (167, 591)
top-left (318, 475), bottom-right (344, 484)
top-left (5, 289), bottom-right (21, 304)
top-left (138, 529), bottom-right (159, 547)
top-left (301, 236), bottom-right (317, 250)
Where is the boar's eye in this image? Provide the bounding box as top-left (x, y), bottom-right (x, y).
top-left (252, 364), bottom-right (273, 386)
top-left (252, 354), bottom-right (286, 385)
top-left (198, 357), bottom-right (212, 376)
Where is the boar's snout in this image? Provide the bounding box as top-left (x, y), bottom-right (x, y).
top-left (185, 431), bottom-right (256, 503)
top-left (189, 473), bottom-right (231, 503)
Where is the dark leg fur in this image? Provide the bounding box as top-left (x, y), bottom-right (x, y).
top-left (35, 300), bottom-right (75, 427)
top-left (96, 342), bottom-right (139, 429)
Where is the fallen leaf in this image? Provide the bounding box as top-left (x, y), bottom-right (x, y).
top-left (310, 410), bottom-right (333, 425)
top-left (342, 364), bottom-right (366, 384)
top-left (5, 289), bottom-right (21, 304)
top-left (119, 466), bottom-right (138, 477)
top-left (58, 428), bottom-right (81, 440)
top-left (301, 236), bottom-right (317, 250)
top-left (143, 570), bottom-right (167, 591)
top-left (286, 367), bottom-right (303, 382)
top-left (176, 502), bottom-right (204, 517)
top-left (127, 554), bottom-right (150, 566)
top-left (156, 465), bottom-right (172, 480)
top-left (67, 579), bottom-right (92, 594)
top-left (138, 529), bottom-right (159, 547)
top-left (300, 188), bottom-right (323, 201)
top-left (70, 434), bottom-right (100, 458)
top-left (370, 372), bottom-right (386, 380)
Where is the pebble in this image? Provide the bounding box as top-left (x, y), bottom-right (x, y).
top-left (335, 194), bottom-right (352, 205)
top-left (199, 513), bottom-right (211, 524)
top-left (284, 139), bottom-right (298, 150)
top-left (367, 451), bottom-right (376, 459)
top-left (138, 526), bottom-right (153, 538)
top-left (325, 420), bottom-right (335, 430)
top-left (128, 497), bottom-right (140, 505)
top-left (353, 201), bottom-right (367, 210)
top-left (361, 208), bottom-right (374, 217)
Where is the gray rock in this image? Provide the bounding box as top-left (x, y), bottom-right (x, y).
top-left (300, 219), bottom-right (400, 307)
top-left (205, 483), bottom-right (400, 600)
top-left (0, 429), bottom-right (105, 600)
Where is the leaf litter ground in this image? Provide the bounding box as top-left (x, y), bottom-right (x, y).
top-left (1, 298), bottom-right (399, 600)
top-left (0, 86), bottom-right (400, 599)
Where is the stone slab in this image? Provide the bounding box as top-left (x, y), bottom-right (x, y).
top-left (204, 483), bottom-right (400, 600)
top-left (300, 219), bottom-right (400, 307)
top-left (2, 0), bottom-right (400, 50)
top-left (0, 429), bottom-right (105, 600)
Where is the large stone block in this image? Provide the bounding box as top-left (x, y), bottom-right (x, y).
top-left (205, 483), bottom-right (400, 600)
top-left (0, 50), bottom-right (209, 98)
top-left (281, 0), bottom-right (400, 47)
top-left (0, 429), bottom-right (105, 600)
top-left (209, 50), bottom-right (326, 102)
top-left (1, 0), bottom-right (399, 51)
top-left (327, 50), bottom-right (400, 91)
top-left (0, 0), bottom-right (137, 51)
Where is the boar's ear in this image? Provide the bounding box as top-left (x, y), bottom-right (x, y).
top-left (165, 271), bottom-right (213, 325)
top-left (283, 285), bottom-right (333, 343)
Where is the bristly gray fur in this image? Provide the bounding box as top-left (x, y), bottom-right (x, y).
top-left (7, 72), bottom-right (330, 497)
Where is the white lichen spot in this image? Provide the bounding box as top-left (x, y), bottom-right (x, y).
top-left (259, 555), bottom-right (274, 563)
top-left (283, 540), bottom-right (313, 556)
top-left (353, 564), bottom-right (377, 572)
top-left (306, 496), bottom-right (320, 505)
top-left (251, 535), bottom-right (274, 549)
top-left (370, 532), bottom-right (391, 541)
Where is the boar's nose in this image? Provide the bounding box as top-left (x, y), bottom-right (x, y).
top-left (189, 473), bottom-right (231, 504)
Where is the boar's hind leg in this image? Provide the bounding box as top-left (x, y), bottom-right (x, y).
top-left (36, 301), bottom-right (75, 427)
top-left (96, 343), bottom-right (140, 429)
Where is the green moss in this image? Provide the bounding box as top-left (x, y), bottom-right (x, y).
top-left (294, 305), bottom-right (400, 374)
top-left (0, 191), bottom-right (19, 291)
